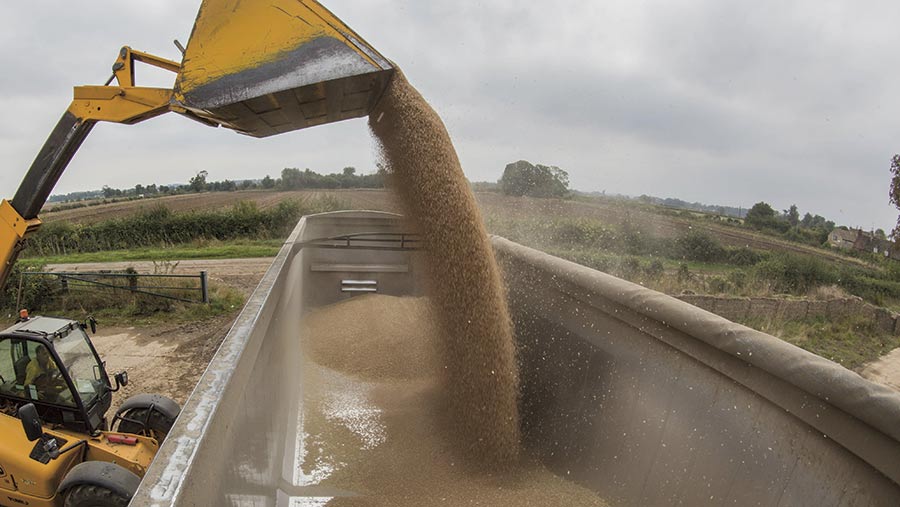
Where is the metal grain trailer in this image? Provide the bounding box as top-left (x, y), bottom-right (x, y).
top-left (132, 211), bottom-right (900, 506)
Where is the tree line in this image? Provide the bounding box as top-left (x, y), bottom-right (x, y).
top-left (41, 167), bottom-right (387, 211)
top-left (742, 201), bottom-right (840, 246)
top-left (95, 166), bottom-right (386, 200)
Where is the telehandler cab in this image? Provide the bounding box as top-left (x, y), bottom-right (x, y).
top-left (0, 314), bottom-right (179, 506)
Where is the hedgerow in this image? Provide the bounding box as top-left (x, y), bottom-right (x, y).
top-left (25, 198), bottom-right (339, 257)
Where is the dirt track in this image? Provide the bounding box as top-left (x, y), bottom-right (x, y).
top-left (861, 349), bottom-right (900, 392)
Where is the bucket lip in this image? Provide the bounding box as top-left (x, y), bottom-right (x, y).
top-left (176, 37), bottom-right (392, 110)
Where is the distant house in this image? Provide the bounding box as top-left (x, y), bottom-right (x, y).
top-left (828, 229), bottom-right (858, 249)
top-left (854, 231), bottom-right (898, 259)
top-left (829, 228), bottom-right (898, 259)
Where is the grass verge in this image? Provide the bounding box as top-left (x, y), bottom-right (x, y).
top-left (738, 315), bottom-right (900, 370)
top-left (21, 240), bottom-right (281, 266)
top-left (86, 283), bottom-right (246, 328)
top-left (2, 281), bottom-right (245, 329)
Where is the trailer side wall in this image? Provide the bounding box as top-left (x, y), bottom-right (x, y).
top-left (494, 237), bottom-right (900, 506)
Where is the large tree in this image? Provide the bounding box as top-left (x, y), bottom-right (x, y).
top-left (745, 201), bottom-right (778, 229)
top-left (498, 160), bottom-right (569, 198)
top-left (784, 204), bottom-right (800, 227)
top-left (188, 170), bottom-right (208, 193)
top-left (890, 154), bottom-right (900, 239)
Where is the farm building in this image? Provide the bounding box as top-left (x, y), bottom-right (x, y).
top-left (829, 228), bottom-right (898, 259)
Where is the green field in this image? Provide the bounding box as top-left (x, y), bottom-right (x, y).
top-left (21, 240), bottom-right (282, 266)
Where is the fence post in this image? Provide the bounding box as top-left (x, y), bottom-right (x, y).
top-left (200, 271), bottom-right (209, 304)
top-left (16, 273), bottom-right (24, 311)
top-left (126, 268), bottom-right (138, 292)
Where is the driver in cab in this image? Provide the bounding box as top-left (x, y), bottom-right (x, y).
top-left (24, 345), bottom-right (68, 402)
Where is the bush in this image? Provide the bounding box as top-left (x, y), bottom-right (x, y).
top-left (620, 222), bottom-right (647, 256)
top-left (677, 263), bottom-right (691, 282)
top-left (754, 253), bottom-right (835, 294)
top-left (884, 261), bottom-right (900, 283)
top-left (835, 268), bottom-right (900, 306)
top-left (1, 264), bottom-right (53, 314)
top-left (550, 220), bottom-right (614, 247)
top-left (616, 222), bottom-right (675, 257)
top-left (644, 259), bottom-right (665, 280)
top-left (618, 256), bottom-right (642, 278)
top-left (707, 276), bottom-right (729, 294)
top-left (676, 231), bottom-right (726, 262)
top-left (727, 247), bottom-right (766, 266)
top-left (549, 249), bottom-right (614, 273)
top-left (728, 270), bottom-right (747, 289)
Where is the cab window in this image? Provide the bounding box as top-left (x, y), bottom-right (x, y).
top-left (0, 338), bottom-right (75, 407)
top-left (0, 339), bottom-right (19, 393)
top-left (54, 328), bottom-right (104, 407)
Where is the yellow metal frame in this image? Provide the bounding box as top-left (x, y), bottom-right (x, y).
top-left (113, 47), bottom-right (180, 87)
top-left (0, 199), bottom-right (40, 283)
top-left (0, 412), bottom-right (157, 506)
top-left (0, 46), bottom-right (180, 286)
top-left (69, 85), bottom-right (172, 125)
top-left (72, 46), bottom-right (178, 125)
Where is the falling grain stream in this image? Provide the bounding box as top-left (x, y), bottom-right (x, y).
top-left (288, 70), bottom-right (607, 505)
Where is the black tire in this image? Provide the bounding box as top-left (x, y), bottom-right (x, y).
top-left (64, 484), bottom-right (129, 507)
top-left (116, 407), bottom-right (175, 442)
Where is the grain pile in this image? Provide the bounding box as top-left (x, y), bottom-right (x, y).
top-left (369, 69), bottom-right (520, 467)
top-left (302, 294), bottom-right (439, 380)
top-left (300, 295), bottom-right (606, 506)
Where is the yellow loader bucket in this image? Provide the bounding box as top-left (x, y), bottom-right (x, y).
top-left (174, 0), bottom-right (393, 137)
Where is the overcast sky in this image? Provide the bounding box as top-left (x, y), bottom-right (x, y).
top-left (1, 1), bottom-right (898, 230)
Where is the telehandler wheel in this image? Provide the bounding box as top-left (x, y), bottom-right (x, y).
top-left (64, 484), bottom-right (129, 507)
top-left (115, 407), bottom-right (176, 442)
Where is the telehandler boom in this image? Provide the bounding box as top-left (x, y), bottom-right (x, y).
top-left (0, 0), bottom-right (393, 291)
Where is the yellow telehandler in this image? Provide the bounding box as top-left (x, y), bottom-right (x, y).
top-left (0, 1), bottom-right (392, 505)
